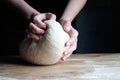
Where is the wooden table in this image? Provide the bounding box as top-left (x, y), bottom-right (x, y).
top-left (0, 53), bottom-right (120, 80)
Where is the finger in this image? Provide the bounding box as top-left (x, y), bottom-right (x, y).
top-left (63, 24), bottom-right (71, 32)
top-left (62, 48), bottom-right (73, 61)
top-left (65, 36), bottom-right (77, 47)
top-left (64, 39), bottom-right (77, 60)
top-left (33, 15), bottom-right (47, 29)
top-left (27, 32), bottom-right (39, 40)
top-left (69, 28), bottom-right (79, 38)
top-left (46, 12), bottom-right (56, 20)
top-left (29, 22), bottom-right (45, 34)
top-left (66, 29), bottom-right (78, 46)
top-left (59, 20), bottom-right (71, 32)
top-left (65, 41), bottom-right (77, 54)
top-left (25, 29), bottom-right (30, 34)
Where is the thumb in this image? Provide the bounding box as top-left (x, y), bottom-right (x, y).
top-left (60, 20), bottom-right (71, 32)
top-left (63, 23), bottom-right (71, 32)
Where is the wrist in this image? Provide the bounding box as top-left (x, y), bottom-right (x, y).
top-left (29, 13), bottom-right (40, 23)
top-left (58, 18), bottom-right (72, 25)
top-left (59, 18), bottom-right (71, 23)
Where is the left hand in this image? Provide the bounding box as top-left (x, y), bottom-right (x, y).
top-left (59, 19), bottom-right (78, 61)
top-left (26, 12), bottom-right (56, 40)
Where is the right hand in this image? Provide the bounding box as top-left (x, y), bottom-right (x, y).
top-left (59, 19), bottom-right (78, 61)
top-left (26, 12), bottom-right (56, 40)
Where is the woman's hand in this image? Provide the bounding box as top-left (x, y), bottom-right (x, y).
top-left (59, 19), bottom-right (78, 61)
top-left (26, 13), bottom-right (56, 40)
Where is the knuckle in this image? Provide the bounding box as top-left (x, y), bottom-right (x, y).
top-left (29, 23), bottom-right (34, 29)
top-left (73, 45), bottom-right (77, 51)
top-left (74, 29), bottom-right (79, 37)
top-left (74, 47), bottom-right (77, 51)
top-left (52, 14), bottom-right (56, 17)
top-left (35, 29), bottom-right (44, 34)
top-left (33, 15), bottom-right (39, 22)
top-left (47, 12), bottom-right (56, 19)
top-left (36, 29), bottom-right (41, 34)
top-left (75, 29), bottom-right (79, 34)
top-left (29, 22), bottom-right (32, 26)
top-left (72, 42), bottom-right (77, 50)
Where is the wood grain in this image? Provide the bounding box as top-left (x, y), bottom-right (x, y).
top-left (0, 53), bottom-right (120, 80)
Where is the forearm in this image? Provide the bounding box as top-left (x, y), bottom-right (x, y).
top-left (60, 0), bottom-right (87, 22)
top-left (6, 0), bottom-right (40, 21)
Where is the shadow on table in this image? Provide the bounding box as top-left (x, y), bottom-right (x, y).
top-left (0, 56), bottom-right (37, 66)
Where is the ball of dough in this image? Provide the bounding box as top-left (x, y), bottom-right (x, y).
top-left (19, 20), bottom-right (70, 65)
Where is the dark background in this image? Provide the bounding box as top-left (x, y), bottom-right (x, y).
top-left (0, 0), bottom-right (120, 56)
top-left (75, 0), bottom-right (120, 53)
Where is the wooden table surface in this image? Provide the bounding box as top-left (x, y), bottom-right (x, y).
top-left (0, 53), bottom-right (120, 80)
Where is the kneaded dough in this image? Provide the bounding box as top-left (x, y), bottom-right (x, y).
top-left (19, 20), bottom-right (70, 65)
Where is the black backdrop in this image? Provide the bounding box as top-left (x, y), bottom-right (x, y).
top-left (75, 0), bottom-right (120, 53)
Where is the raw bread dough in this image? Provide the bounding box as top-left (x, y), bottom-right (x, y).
top-left (19, 20), bottom-right (70, 65)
